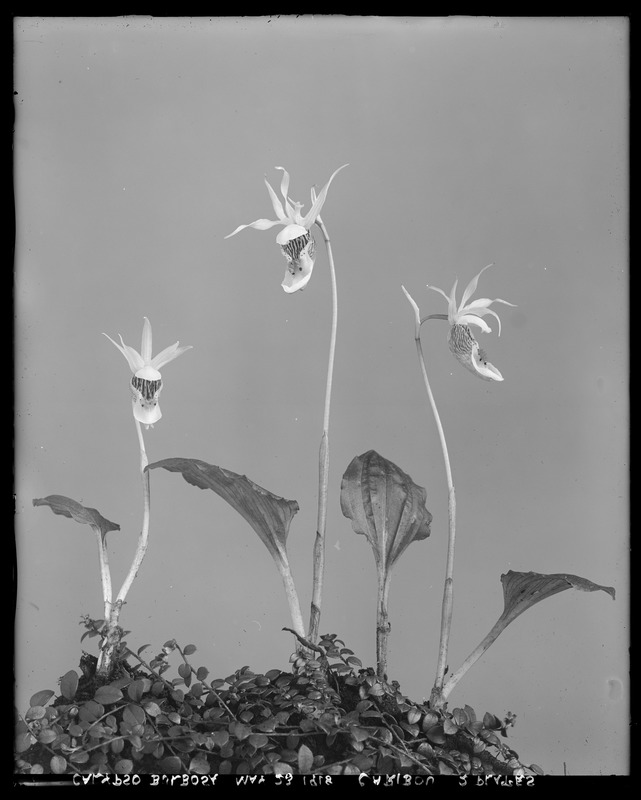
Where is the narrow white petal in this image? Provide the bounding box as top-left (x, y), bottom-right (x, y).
top-left (103, 332), bottom-right (144, 373)
top-left (448, 279), bottom-right (459, 322)
top-left (426, 284), bottom-right (451, 303)
top-left (301, 164), bottom-right (348, 228)
top-left (151, 343), bottom-right (193, 370)
top-left (463, 297), bottom-right (495, 310)
top-left (458, 314), bottom-right (493, 334)
top-left (224, 219), bottom-right (283, 238)
top-left (264, 177), bottom-right (289, 222)
top-left (460, 264), bottom-right (494, 309)
top-left (141, 317), bottom-right (153, 363)
top-left (275, 167), bottom-right (295, 219)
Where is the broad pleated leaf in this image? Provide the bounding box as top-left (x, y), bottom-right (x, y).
top-left (499, 570), bottom-right (615, 626)
top-left (340, 450), bottom-right (432, 573)
top-left (32, 495), bottom-right (120, 543)
top-left (146, 458), bottom-right (299, 564)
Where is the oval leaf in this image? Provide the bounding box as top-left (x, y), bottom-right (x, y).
top-left (249, 733), bottom-right (269, 749)
top-left (340, 450), bottom-right (432, 573)
top-left (297, 743), bottom-right (314, 773)
top-left (30, 689), bottom-right (55, 708)
top-left (158, 756), bottom-right (183, 774)
top-left (143, 701), bottom-right (162, 717)
top-left (60, 670), bottom-right (79, 701)
top-left (50, 755), bottom-right (67, 774)
top-left (94, 685), bottom-right (124, 705)
top-left (33, 495), bottom-right (120, 541)
top-left (145, 458), bottom-right (299, 561)
top-left (123, 704), bottom-right (146, 727)
top-left (15, 731), bottom-right (36, 753)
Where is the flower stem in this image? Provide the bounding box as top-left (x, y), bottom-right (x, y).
top-left (308, 215), bottom-right (337, 644)
top-left (97, 417), bottom-right (151, 677)
top-left (413, 328), bottom-right (457, 707)
top-left (115, 418), bottom-right (151, 606)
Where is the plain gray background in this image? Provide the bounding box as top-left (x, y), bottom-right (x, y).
top-left (15, 17), bottom-right (628, 775)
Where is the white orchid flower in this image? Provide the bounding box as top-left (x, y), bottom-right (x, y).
top-left (423, 264), bottom-right (516, 381)
top-left (103, 317), bottom-right (192, 426)
top-left (225, 165), bottom-right (348, 293)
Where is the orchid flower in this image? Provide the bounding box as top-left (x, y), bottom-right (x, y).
top-left (225, 164), bottom-right (348, 293)
top-left (103, 318), bottom-right (192, 426)
top-left (426, 264), bottom-right (516, 381)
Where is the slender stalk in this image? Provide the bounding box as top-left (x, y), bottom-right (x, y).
top-left (412, 323), bottom-right (457, 706)
top-left (93, 527), bottom-right (113, 621)
top-left (115, 418), bottom-right (150, 606)
top-left (308, 215), bottom-right (338, 644)
top-left (274, 557), bottom-right (307, 641)
top-left (375, 572), bottom-right (392, 679)
top-left (440, 617), bottom-right (508, 702)
top-left (97, 417), bottom-right (151, 677)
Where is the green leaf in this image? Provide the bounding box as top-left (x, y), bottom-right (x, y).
top-left (123, 704), bottom-right (146, 727)
top-left (211, 731), bottom-right (229, 748)
top-left (499, 570), bottom-right (615, 627)
top-left (30, 690), bottom-right (54, 708)
top-left (425, 724), bottom-right (446, 745)
top-left (297, 743), bottom-right (314, 773)
top-left (230, 721), bottom-right (251, 740)
top-left (143, 701), bottom-right (162, 717)
top-left (350, 726), bottom-right (370, 743)
top-left (340, 450), bottom-right (432, 574)
top-left (15, 732), bottom-right (36, 753)
top-left (178, 663), bottom-right (192, 686)
top-left (452, 708), bottom-right (469, 727)
top-left (158, 756), bottom-right (183, 774)
top-left (79, 700), bottom-right (104, 723)
top-left (94, 685), bottom-right (124, 705)
top-left (421, 711), bottom-right (439, 731)
top-left (183, 644), bottom-right (197, 655)
top-left (189, 755), bottom-right (211, 774)
top-left (443, 718), bottom-right (459, 735)
top-left (38, 729), bottom-right (59, 745)
top-left (50, 755), bottom-right (67, 774)
top-left (32, 495), bottom-right (120, 542)
top-left (60, 670), bottom-right (79, 701)
top-left (25, 706), bottom-right (46, 721)
top-left (483, 712), bottom-right (501, 729)
top-left (146, 458), bottom-right (299, 564)
top-left (127, 680), bottom-right (145, 702)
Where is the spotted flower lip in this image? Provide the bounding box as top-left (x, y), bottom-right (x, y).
top-left (103, 318), bottom-right (192, 426)
top-left (225, 164), bottom-right (348, 293)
